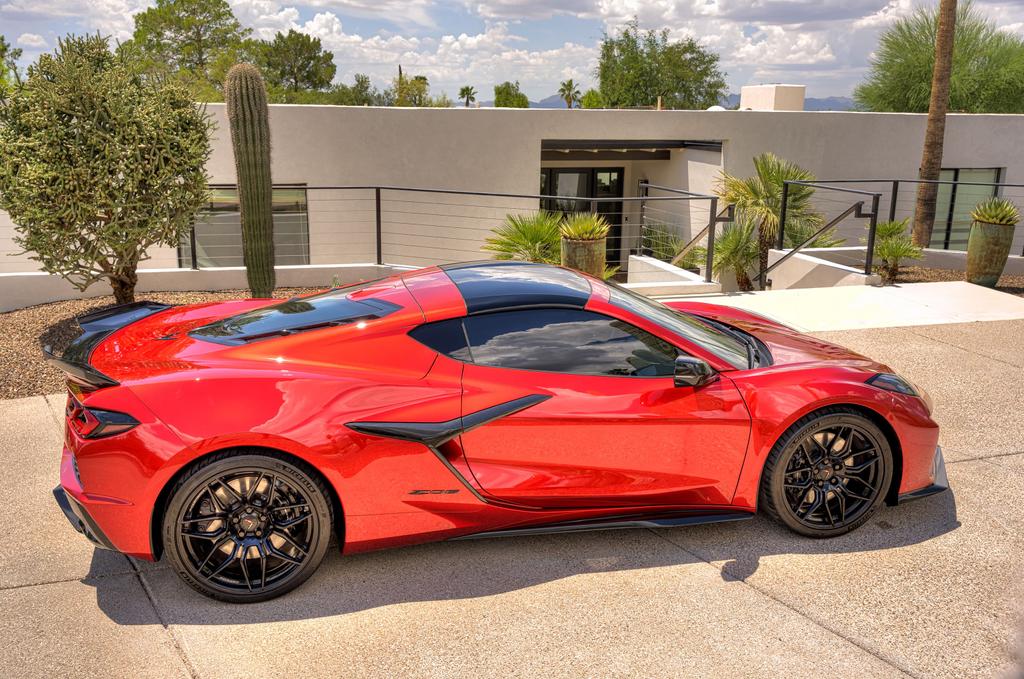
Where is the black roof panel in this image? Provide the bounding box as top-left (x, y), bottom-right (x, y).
top-left (440, 262), bottom-right (592, 314)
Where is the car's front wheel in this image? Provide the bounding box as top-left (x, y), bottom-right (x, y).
top-left (162, 451), bottom-right (334, 602)
top-left (760, 408), bottom-right (893, 538)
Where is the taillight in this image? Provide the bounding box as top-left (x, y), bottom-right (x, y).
top-left (66, 394), bottom-right (139, 439)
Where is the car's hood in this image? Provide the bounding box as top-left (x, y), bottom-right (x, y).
top-left (665, 301), bottom-right (888, 371)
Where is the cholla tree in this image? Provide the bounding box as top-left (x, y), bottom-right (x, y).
top-left (0, 35), bottom-right (213, 304)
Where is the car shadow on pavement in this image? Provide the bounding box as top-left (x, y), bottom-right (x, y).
top-left (88, 490), bottom-right (958, 625)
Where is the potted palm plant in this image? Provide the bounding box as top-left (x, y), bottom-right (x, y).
top-left (560, 212), bottom-right (610, 278)
top-left (967, 197), bottom-right (1020, 287)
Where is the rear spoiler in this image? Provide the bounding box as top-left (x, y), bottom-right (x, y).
top-left (42, 302), bottom-right (172, 389)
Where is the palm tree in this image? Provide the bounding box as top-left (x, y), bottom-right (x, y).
top-left (558, 79), bottom-right (580, 109)
top-left (716, 153), bottom-right (823, 283)
top-left (708, 218), bottom-right (759, 292)
top-left (459, 85), bottom-right (477, 108)
top-left (482, 211), bottom-right (561, 263)
top-left (912, 0), bottom-right (958, 247)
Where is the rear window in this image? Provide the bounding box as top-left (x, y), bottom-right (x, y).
top-left (191, 279), bottom-right (400, 345)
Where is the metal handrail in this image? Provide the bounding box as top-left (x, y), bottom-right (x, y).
top-left (755, 202), bottom-right (865, 285)
top-left (187, 182), bottom-right (719, 272)
top-left (782, 181), bottom-right (890, 197)
top-left (305, 184), bottom-right (714, 202)
top-left (638, 182), bottom-right (718, 199)
top-left (793, 178), bottom-right (1024, 189)
top-left (668, 204), bottom-right (735, 267)
top-left (772, 181), bottom-right (882, 289)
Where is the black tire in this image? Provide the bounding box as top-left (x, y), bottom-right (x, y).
top-left (760, 407), bottom-right (893, 538)
top-left (161, 450), bottom-right (334, 603)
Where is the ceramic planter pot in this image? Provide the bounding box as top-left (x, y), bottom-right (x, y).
top-left (966, 220), bottom-right (1015, 287)
top-left (560, 237), bottom-right (606, 278)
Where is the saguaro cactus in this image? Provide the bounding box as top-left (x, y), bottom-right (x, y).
top-left (225, 64), bottom-right (275, 297)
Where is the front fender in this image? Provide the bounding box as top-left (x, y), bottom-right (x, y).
top-left (728, 366), bottom-right (938, 509)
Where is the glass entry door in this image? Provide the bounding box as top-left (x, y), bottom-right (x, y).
top-left (540, 167), bottom-right (625, 265)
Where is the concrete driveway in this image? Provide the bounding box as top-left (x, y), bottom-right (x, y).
top-left (1, 319), bottom-right (1022, 678)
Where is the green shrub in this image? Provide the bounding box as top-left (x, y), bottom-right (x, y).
top-left (483, 211), bottom-right (561, 263)
top-left (866, 218), bottom-right (922, 284)
top-left (783, 221), bottom-right (845, 249)
top-left (710, 219), bottom-right (758, 291)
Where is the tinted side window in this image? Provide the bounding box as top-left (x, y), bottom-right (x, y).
top-left (409, 318), bottom-right (471, 361)
top-left (463, 309), bottom-right (678, 377)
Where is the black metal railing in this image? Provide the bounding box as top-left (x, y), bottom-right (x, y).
top-left (637, 181), bottom-right (723, 282)
top-left (178, 182), bottom-right (721, 278)
top-left (774, 177), bottom-right (1024, 284)
top-left (765, 181), bottom-right (883, 289)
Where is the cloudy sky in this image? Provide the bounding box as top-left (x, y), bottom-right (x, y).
top-left (3, 0), bottom-right (1024, 100)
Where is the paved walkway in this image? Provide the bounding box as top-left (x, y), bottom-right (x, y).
top-left (671, 281), bottom-right (1024, 331)
top-left (1, 318), bottom-right (1023, 678)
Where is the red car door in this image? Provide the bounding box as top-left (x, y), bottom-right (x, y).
top-left (457, 308), bottom-right (751, 508)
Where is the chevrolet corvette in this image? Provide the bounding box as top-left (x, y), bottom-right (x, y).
top-left (48, 261), bottom-right (948, 602)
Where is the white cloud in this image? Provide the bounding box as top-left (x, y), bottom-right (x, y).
top-left (303, 0), bottom-right (435, 28)
top-left (16, 32), bottom-right (48, 48)
top-left (10, 0), bottom-right (1024, 98)
top-left (852, 0), bottom-right (914, 30)
top-left (292, 16), bottom-right (595, 95)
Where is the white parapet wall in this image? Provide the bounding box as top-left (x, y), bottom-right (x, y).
top-left (623, 255), bottom-right (721, 296)
top-left (767, 249), bottom-right (880, 290)
top-left (0, 263), bottom-right (410, 312)
top-left (802, 245), bottom-right (1024, 276)
top-left (919, 247), bottom-right (1024, 275)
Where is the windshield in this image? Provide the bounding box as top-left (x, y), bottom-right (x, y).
top-left (605, 283), bottom-right (749, 369)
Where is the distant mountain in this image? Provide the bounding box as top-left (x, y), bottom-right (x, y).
top-left (478, 99), bottom-right (541, 108)
top-left (719, 92), bottom-right (854, 111)
top-left (476, 92), bottom-right (855, 111)
top-left (804, 96), bottom-right (855, 111)
top-left (476, 94), bottom-right (570, 108)
top-left (534, 94), bottom-right (568, 109)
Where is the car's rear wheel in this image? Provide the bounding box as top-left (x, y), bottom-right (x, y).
top-left (162, 451), bottom-right (333, 603)
top-left (760, 408), bottom-right (893, 538)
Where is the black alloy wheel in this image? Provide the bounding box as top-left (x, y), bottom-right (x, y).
top-left (761, 408), bottom-right (893, 537)
top-left (162, 451), bottom-right (333, 602)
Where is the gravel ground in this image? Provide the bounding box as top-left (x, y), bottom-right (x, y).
top-left (896, 265), bottom-right (1024, 296)
top-left (0, 288), bottom-right (326, 400)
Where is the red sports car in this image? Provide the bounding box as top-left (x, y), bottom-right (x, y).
top-left (48, 261), bottom-right (947, 602)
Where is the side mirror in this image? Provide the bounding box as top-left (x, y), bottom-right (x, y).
top-left (674, 355), bottom-right (717, 388)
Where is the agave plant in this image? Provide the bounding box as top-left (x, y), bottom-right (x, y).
top-left (717, 153), bottom-right (824, 280)
top-left (482, 211), bottom-right (561, 263)
top-left (558, 212), bottom-right (610, 278)
top-left (560, 212), bottom-right (610, 240)
top-left (967, 197), bottom-right (1020, 287)
top-left (709, 217), bottom-right (759, 292)
top-left (970, 197), bottom-right (1021, 226)
top-left (864, 218), bottom-right (922, 284)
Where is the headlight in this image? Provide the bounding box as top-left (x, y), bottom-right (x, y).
top-left (866, 373), bottom-right (918, 396)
